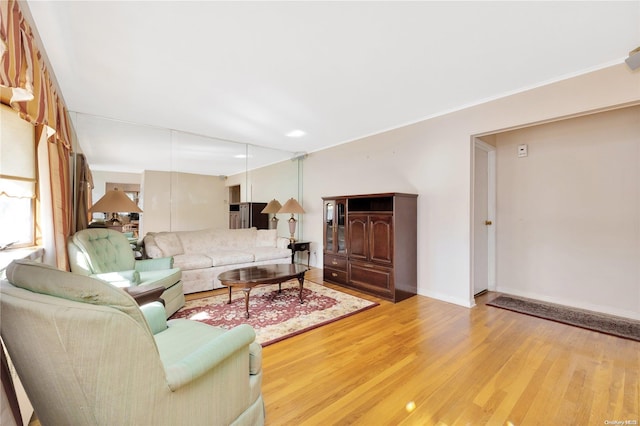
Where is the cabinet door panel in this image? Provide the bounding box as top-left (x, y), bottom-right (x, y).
top-left (239, 204), bottom-right (249, 228)
top-left (324, 200), bottom-right (335, 253)
top-left (348, 215), bottom-right (369, 260)
top-left (369, 214), bottom-right (393, 265)
top-left (336, 200), bottom-right (347, 254)
top-left (229, 212), bottom-right (240, 229)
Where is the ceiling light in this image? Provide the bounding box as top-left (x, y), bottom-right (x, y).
top-left (286, 130), bottom-right (306, 138)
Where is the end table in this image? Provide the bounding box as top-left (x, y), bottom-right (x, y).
top-left (288, 241), bottom-right (310, 267)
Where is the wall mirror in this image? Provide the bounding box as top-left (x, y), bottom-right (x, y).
top-left (71, 112), bottom-right (299, 236)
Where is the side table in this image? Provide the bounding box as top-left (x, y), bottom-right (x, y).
top-left (124, 284), bottom-right (165, 306)
top-left (288, 241), bottom-right (310, 267)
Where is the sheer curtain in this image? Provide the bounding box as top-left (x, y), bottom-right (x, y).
top-left (1, 0), bottom-right (74, 269)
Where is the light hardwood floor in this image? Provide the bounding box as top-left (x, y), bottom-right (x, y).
top-left (256, 268), bottom-right (639, 425)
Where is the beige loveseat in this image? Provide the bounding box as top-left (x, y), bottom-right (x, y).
top-left (143, 228), bottom-right (292, 294)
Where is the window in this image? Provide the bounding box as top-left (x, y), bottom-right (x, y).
top-left (0, 197), bottom-right (34, 248)
top-left (0, 104), bottom-right (36, 248)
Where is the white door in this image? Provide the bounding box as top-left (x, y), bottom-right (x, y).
top-left (473, 141), bottom-right (495, 296)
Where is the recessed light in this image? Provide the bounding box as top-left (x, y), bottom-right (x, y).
top-left (286, 130), bottom-right (306, 138)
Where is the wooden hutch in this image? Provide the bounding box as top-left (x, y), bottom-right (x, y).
top-left (322, 193), bottom-right (417, 302)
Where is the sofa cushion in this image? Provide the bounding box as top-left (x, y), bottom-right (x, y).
top-left (207, 250), bottom-right (254, 267)
top-left (211, 228), bottom-right (257, 250)
top-left (176, 229), bottom-right (216, 254)
top-left (172, 254), bottom-right (213, 271)
top-left (139, 267), bottom-right (182, 290)
top-left (255, 229), bottom-right (277, 248)
top-left (154, 233), bottom-right (184, 257)
top-left (143, 233), bottom-right (163, 258)
top-left (250, 247), bottom-right (292, 262)
top-left (92, 270), bottom-right (141, 287)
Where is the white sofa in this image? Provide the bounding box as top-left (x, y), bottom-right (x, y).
top-left (143, 228), bottom-right (292, 294)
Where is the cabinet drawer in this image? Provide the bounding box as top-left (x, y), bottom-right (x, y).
top-left (324, 267), bottom-right (348, 285)
top-left (324, 254), bottom-right (347, 271)
top-left (349, 261), bottom-right (393, 296)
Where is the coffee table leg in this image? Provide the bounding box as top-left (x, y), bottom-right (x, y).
top-left (242, 287), bottom-right (251, 318)
top-left (228, 286), bottom-right (232, 304)
top-left (297, 273), bottom-right (305, 304)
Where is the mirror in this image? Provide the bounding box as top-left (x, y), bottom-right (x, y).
top-left (71, 113), bottom-right (299, 236)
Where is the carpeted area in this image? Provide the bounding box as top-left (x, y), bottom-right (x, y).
top-left (487, 294), bottom-right (640, 342)
top-left (171, 280), bottom-right (378, 346)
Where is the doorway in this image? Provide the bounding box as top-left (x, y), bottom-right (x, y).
top-left (472, 138), bottom-right (496, 296)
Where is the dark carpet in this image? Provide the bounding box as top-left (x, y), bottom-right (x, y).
top-left (487, 295), bottom-right (640, 342)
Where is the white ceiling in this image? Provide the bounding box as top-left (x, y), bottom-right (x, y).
top-left (25, 1), bottom-right (640, 176)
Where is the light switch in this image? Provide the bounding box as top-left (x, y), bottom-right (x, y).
top-left (518, 144), bottom-right (528, 157)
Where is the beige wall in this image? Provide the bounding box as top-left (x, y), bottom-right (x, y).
top-left (91, 170), bottom-right (141, 205)
top-left (495, 106), bottom-right (640, 319)
top-left (247, 63), bottom-right (639, 313)
top-left (140, 170), bottom-right (227, 235)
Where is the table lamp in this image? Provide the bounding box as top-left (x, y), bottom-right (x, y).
top-left (261, 199), bottom-right (282, 230)
top-left (89, 188), bottom-right (142, 225)
top-left (278, 198), bottom-right (305, 241)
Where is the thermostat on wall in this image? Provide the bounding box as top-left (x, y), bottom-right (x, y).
top-left (518, 144), bottom-right (528, 157)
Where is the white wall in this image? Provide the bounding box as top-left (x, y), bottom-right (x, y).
top-left (248, 64), bottom-right (639, 311)
top-left (495, 106), bottom-right (640, 319)
top-left (90, 170), bottom-right (141, 208)
top-left (140, 170), bottom-right (227, 235)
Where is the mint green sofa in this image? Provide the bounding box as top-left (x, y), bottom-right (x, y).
top-left (1, 260), bottom-right (265, 425)
top-left (68, 228), bottom-right (184, 317)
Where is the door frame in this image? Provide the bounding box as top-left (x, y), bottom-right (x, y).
top-left (471, 138), bottom-right (497, 301)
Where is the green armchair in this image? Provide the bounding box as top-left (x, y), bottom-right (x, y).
top-left (68, 228), bottom-right (184, 316)
top-left (1, 260), bottom-right (265, 425)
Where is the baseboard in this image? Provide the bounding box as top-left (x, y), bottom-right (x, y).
top-left (417, 289), bottom-right (474, 308)
top-left (495, 286), bottom-right (640, 321)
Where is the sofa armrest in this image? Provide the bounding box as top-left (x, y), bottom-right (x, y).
top-left (163, 324), bottom-right (256, 391)
top-left (134, 257), bottom-right (174, 271)
top-left (91, 270), bottom-right (140, 288)
top-left (276, 237), bottom-right (291, 249)
top-left (140, 301), bottom-right (168, 334)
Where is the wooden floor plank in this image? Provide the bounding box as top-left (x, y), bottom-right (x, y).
top-left (254, 268), bottom-right (640, 425)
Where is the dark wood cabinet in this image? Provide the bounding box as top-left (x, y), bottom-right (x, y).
top-left (322, 193), bottom-right (417, 302)
top-left (229, 202), bottom-right (268, 229)
top-left (322, 198), bottom-right (347, 284)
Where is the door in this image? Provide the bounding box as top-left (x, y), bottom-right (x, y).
top-left (473, 140), bottom-right (495, 296)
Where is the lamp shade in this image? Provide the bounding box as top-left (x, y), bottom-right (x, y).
top-left (89, 189), bottom-right (142, 213)
top-left (278, 198), bottom-right (305, 214)
top-left (261, 199), bottom-right (282, 214)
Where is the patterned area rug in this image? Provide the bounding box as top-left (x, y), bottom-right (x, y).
top-left (171, 280), bottom-right (378, 346)
top-left (487, 295), bottom-right (640, 342)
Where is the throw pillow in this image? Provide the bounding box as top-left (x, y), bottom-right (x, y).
top-left (256, 229), bottom-right (277, 247)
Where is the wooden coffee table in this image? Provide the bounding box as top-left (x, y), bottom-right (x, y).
top-left (218, 263), bottom-right (310, 318)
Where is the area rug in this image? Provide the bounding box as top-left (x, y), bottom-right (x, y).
top-left (171, 280), bottom-right (378, 346)
top-left (487, 295), bottom-right (640, 342)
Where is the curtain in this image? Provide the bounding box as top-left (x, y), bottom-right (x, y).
top-left (73, 153), bottom-right (93, 233)
top-left (1, 0), bottom-right (73, 269)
